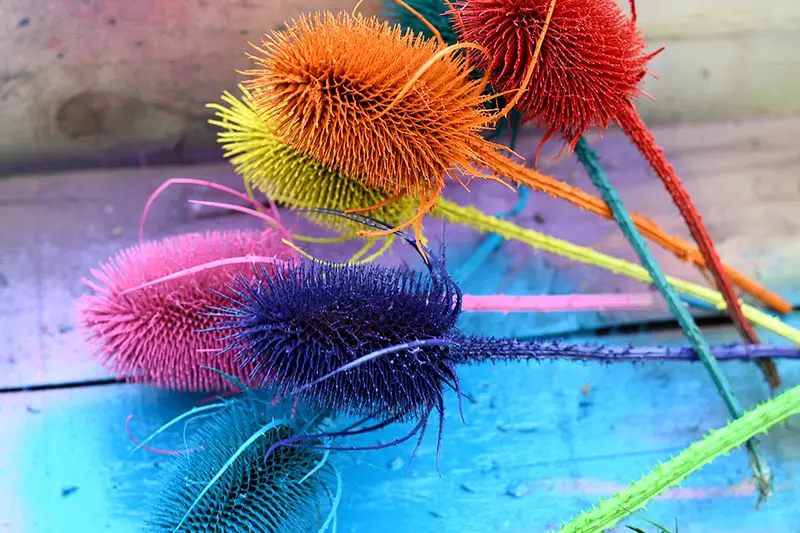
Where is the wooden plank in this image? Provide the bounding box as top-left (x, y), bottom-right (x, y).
top-left (0, 0), bottom-right (377, 173)
top-left (1, 0), bottom-right (799, 171)
top-left (634, 0), bottom-right (800, 124)
top-left (1, 318), bottom-right (798, 532)
top-left (2, 116), bottom-right (800, 389)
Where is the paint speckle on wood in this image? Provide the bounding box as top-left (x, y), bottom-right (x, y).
top-left (60, 486), bottom-right (79, 498)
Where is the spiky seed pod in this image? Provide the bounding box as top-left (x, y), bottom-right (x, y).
top-left (77, 229), bottom-right (294, 392)
top-left (242, 11), bottom-right (492, 200)
top-left (207, 86), bottom-right (417, 236)
top-left (219, 258), bottom-right (461, 422)
top-left (144, 398), bottom-right (336, 532)
top-left (453, 0), bottom-right (653, 143)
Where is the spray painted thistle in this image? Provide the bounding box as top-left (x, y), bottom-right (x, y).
top-left (142, 395), bottom-right (340, 532)
top-left (77, 228), bottom-right (295, 392)
top-left (454, 0), bottom-right (653, 144)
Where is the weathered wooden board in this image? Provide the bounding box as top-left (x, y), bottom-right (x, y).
top-left (1, 318), bottom-right (798, 532)
top-left (1, 0), bottom-right (799, 172)
top-left (2, 117), bottom-right (799, 389)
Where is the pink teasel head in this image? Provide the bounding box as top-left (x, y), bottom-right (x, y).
top-left (76, 228), bottom-right (296, 392)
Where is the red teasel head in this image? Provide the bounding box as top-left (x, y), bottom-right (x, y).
top-left (451, 0), bottom-right (661, 144)
top-left (76, 229), bottom-right (295, 392)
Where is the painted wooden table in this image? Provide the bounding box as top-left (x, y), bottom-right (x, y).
top-left (1, 118), bottom-right (799, 532)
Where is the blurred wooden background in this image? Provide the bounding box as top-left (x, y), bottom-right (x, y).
top-left (1, 0), bottom-right (799, 174)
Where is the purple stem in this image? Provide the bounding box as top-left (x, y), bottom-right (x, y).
top-left (456, 336), bottom-right (800, 364)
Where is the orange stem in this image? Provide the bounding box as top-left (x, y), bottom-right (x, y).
top-left (476, 146), bottom-right (791, 318)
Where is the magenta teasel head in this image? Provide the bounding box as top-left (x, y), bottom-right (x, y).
top-left (77, 228), bottom-right (296, 392)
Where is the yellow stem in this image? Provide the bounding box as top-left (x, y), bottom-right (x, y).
top-left (433, 199), bottom-right (800, 345)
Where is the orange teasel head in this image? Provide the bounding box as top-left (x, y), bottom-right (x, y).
top-left (240, 11), bottom-right (507, 244)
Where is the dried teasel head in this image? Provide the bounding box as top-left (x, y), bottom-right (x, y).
top-left (207, 86), bottom-right (418, 238)
top-left (242, 12), bottom-right (492, 198)
top-left (240, 11), bottom-right (511, 243)
top-left (143, 397), bottom-right (339, 532)
top-left (452, 0), bottom-right (659, 143)
top-left (77, 229), bottom-right (295, 392)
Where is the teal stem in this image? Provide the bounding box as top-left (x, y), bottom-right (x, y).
top-left (456, 113), bottom-right (529, 283)
top-left (573, 136), bottom-right (771, 496)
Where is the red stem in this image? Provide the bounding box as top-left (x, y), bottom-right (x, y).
top-left (616, 104), bottom-right (780, 389)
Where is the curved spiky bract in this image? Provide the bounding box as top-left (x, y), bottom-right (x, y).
top-left (216, 258), bottom-right (461, 421)
top-left (76, 229), bottom-right (294, 392)
top-left (144, 398), bottom-right (335, 532)
top-left (242, 11), bottom-right (493, 198)
top-left (382, 0), bottom-right (525, 142)
top-left (454, 0), bottom-right (653, 142)
top-left (207, 86), bottom-right (417, 235)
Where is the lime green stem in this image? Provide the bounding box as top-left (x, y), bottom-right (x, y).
top-left (554, 385), bottom-right (800, 533)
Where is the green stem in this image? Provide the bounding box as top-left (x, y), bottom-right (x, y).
top-left (554, 385), bottom-right (800, 533)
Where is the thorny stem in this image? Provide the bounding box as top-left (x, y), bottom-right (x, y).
top-left (616, 105), bottom-right (781, 390)
top-left (555, 385), bottom-right (800, 533)
top-left (573, 137), bottom-right (772, 501)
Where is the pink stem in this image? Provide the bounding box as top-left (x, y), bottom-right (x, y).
top-left (461, 293), bottom-right (656, 313)
top-left (187, 199), bottom-right (288, 239)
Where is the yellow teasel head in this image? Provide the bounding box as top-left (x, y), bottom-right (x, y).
top-left (207, 86), bottom-right (420, 252)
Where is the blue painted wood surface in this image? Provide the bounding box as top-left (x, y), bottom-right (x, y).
top-left (1, 119), bottom-right (799, 532)
top-left (1, 318), bottom-right (798, 532)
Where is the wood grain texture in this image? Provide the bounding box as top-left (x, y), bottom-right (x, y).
top-left (0, 0), bottom-right (381, 173)
top-left (1, 319), bottom-right (798, 532)
top-left (0, 0), bottom-right (798, 170)
top-left (634, 0), bottom-right (800, 124)
top-left (1, 116), bottom-right (799, 389)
